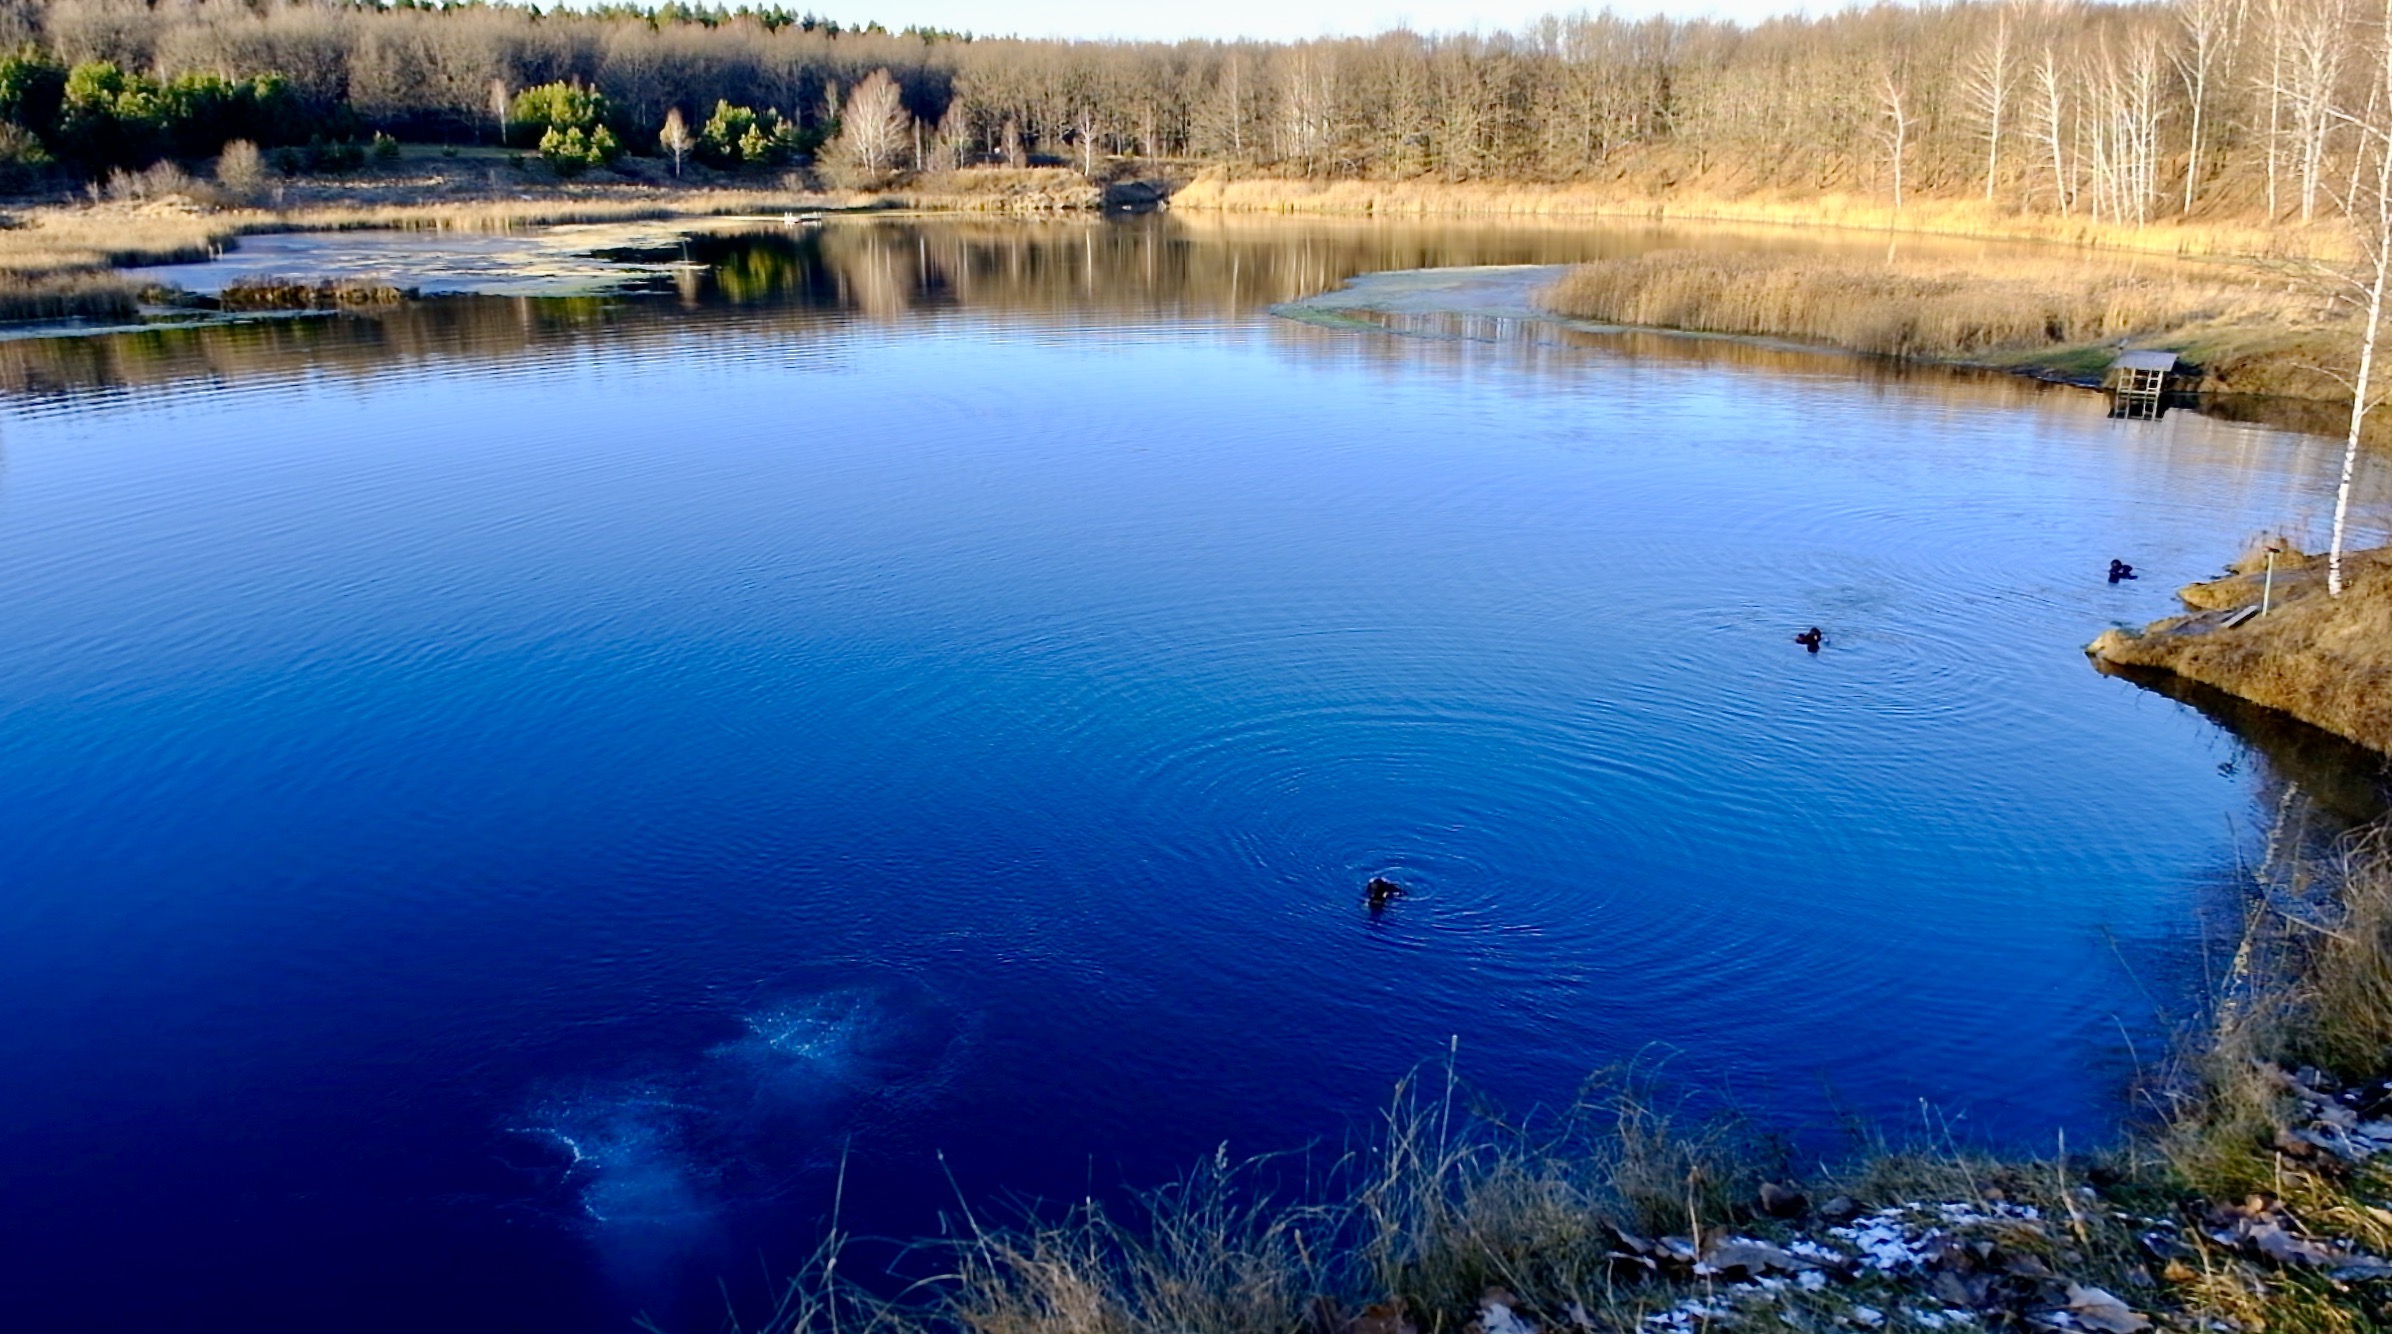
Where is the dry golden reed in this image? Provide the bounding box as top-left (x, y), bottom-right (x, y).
top-left (1537, 248), bottom-right (2297, 362)
top-left (1171, 173), bottom-right (2338, 263)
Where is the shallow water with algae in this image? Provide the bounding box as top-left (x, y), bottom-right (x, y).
top-left (2, 217), bottom-right (2387, 1332)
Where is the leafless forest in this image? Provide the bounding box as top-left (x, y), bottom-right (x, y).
top-left (5, 0), bottom-right (2389, 222)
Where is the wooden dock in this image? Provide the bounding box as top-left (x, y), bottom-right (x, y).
top-left (2104, 350), bottom-right (2178, 420)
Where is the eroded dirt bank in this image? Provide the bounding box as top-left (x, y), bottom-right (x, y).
top-left (2090, 544), bottom-right (2392, 755)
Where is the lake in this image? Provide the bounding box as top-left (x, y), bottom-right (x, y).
top-left (4, 216), bottom-right (2388, 1331)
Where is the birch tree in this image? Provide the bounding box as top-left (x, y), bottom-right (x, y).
top-left (1964, 14), bottom-right (2014, 203)
top-left (2177, 0), bottom-right (2237, 212)
top-left (2263, 0), bottom-right (2290, 215)
top-left (2285, 0), bottom-right (2353, 222)
top-left (1877, 67), bottom-right (1913, 213)
top-left (2033, 44), bottom-right (2075, 213)
top-left (834, 68), bottom-right (912, 178)
top-left (2321, 0), bottom-right (2392, 595)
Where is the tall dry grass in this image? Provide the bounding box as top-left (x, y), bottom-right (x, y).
top-left (0, 269), bottom-right (141, 320)
top-left (1171, 173), bottom-right (2335, 263)
top-left (887, 168), bottom-right (1104, 213)
top-left (734, 1060), bottom-right (1777, 1334)
top-left (695, 818), bottom-right (2392, 1334)
top-left (2158, 826), bottom-right (2392, 1266)
top-left (1538, 248), bottom-right (2306, 363)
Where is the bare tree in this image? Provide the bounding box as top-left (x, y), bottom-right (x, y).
top-left (2033, 44), bottom-right (2075, 214)
top-left (833, 68), bottom-right (913, 179)
top-left (931, 101), bottom-right (970, 171)
top-left (2262, 0), bottom-right (2290, 216)
top-left (1964, 14), bottom-right (2014, 203)
top-left (1876, 67), bottom-right (1914, 213)
top-left (2178, 0), bottom-right (2238, 212)
top-left (2285, 0), bottom-right (2354, 221)
top-left (12, 0), bottom-right (2392, 222)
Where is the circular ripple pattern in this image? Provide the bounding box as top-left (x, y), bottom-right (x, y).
top-left (0, 234), bottom-right (2388, 1334)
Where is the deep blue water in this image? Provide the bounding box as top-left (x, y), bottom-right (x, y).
top-left (2, 220), bottom-right (2387, 1331)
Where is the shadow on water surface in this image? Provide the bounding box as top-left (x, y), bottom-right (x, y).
top-left (2094, 658), bottom-right (2392, 826)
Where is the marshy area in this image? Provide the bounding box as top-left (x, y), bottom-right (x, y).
top-left (1535, 249), bottom-right (2349, 404)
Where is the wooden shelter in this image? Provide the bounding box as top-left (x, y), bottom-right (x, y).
top-left (2104, 350), bottom-right (2178, 420)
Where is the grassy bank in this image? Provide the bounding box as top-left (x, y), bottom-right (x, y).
top-left (727, 826), bottom-right (2392, 1334)
top-left (1535, 249), bottom-right (2335, 399)
top-left (2090, 544), bottom-right (2392, 755)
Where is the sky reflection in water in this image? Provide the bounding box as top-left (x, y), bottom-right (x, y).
top-left (2, 218), bottom-right (2388, 1332)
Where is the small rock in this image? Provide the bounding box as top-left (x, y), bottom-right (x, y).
top-left (2330, 1254), bottom-right (2392, 1281)
top-left (1701, 1237), bottom-right (1807, 1279)
top-left (2063, 1283), bottom-right (2150, 1334)
top-left (1475, 1289), bottom-right (1538, 1334)
top-left (1760, 1181), bottom-right (1809, 1218)
top-left (1349, 1297), bottom-right (1419, 1334)
top-left (1820, 1195), bottom-right (1862, 1223)
top-left (2003, 1252), bottom-right (2056, 1279)
top-left (1930, 1272), bottom-right (1976, 1307)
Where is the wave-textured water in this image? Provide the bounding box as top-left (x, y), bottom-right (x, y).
top-left (0, 222), bottom-right (2385, 1333)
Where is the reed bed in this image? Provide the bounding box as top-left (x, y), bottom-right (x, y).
top-left (887, 168), bottom-right (1104, 213)
top-left (0, 191), bottom-right (807, 286)
top-left (218, 277), bottom-right (414, 311)
top-left (0, 269), bottom-right (141, 320)
top-left (1537, 248), bottom-right (2306, 363)
top-left (1171, 173), bottom-right (2332, 262)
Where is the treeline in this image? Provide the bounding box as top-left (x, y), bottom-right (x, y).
top-left (0, 0), bottom-right (2378, 223)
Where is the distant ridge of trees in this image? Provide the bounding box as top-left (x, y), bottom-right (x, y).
top-left (0, 0), bottom-right (2379, 224)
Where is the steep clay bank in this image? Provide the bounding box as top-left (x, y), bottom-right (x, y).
top-left (2089, 544), bottom-right (2392, 754)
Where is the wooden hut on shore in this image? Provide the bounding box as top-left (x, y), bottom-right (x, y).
top-left (2104, 350), bottom-right (2179, 420)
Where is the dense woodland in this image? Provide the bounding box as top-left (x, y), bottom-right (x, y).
top-left (0, 0), bottom-right (2383, 221)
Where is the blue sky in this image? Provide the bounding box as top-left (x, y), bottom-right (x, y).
top-left (862, 0), bottom-right (1813, 41)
